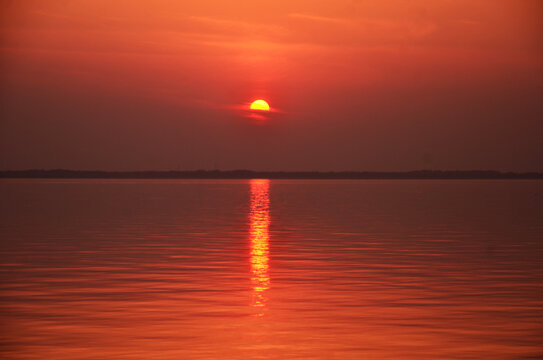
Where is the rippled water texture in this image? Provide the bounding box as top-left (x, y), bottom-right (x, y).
top-left (1, 179), bottom-right (542, 359)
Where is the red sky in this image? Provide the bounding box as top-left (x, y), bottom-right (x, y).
top-left (1, 0), bottom-right (542, 171)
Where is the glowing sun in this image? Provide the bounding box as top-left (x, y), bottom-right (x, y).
top-left (250, 99), bottom-right (270, 111)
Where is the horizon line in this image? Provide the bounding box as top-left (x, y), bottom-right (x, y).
top-left (1, 169), bottom-right (542, 180)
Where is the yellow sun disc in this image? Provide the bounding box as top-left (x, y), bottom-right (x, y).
top-left (250, 99), bottom-right (270, 111)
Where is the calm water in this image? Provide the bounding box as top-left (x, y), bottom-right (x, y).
top-left (1, 179), bottom-right (542, 359)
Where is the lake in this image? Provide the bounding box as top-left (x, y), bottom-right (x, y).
top-left (1, 179), bottom-right (542, 359)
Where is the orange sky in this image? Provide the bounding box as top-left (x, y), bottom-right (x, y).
top-left (1, 0), bottom-right (542, 171)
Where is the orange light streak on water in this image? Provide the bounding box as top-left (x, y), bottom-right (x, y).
top-left (249, 179), bottom-right (270, 314)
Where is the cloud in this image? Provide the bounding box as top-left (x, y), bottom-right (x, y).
top-left (288, 13), bottom-right (353, 25)
top-left (187, 15), bottom-right (286, 39)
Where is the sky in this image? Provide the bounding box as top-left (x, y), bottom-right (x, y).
top-left (1, 0), bottom-right (542, 171)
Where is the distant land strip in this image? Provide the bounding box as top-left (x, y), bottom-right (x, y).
top-left (1, 170), bottom-right (542, 179)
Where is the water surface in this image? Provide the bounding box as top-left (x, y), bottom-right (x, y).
top-left (1, 179), bottom-right (542, 359)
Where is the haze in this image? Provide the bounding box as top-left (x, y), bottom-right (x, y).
top-left (1, 0), bottom-right (542, 171)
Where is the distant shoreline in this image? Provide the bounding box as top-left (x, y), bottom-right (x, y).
top-left (1, 170), bottom-right (542, 180)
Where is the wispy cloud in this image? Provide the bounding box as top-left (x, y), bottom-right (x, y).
top-left (288, 13), bottom-right (353, 25)
top-left (188, 16), bottom-right (285, 37)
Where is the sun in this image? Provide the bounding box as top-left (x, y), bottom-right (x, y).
top-left (250, 99), bottom-right (270, 111)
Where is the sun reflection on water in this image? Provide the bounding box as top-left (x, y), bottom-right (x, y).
top-left (249, 179), bottom-right (270, 315)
